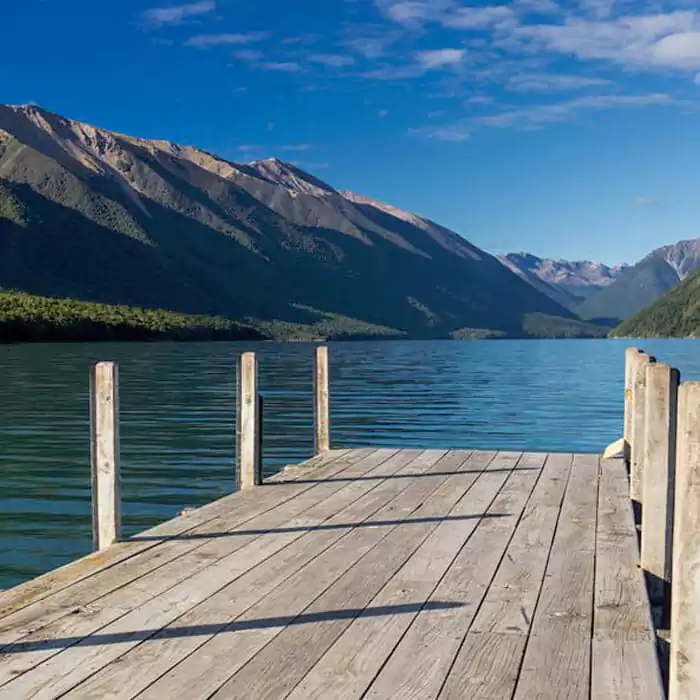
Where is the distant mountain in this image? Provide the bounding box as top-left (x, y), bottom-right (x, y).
top-left (611, 269), bottom-right (700, 338)
top-left (577, 238), bottom-right (700, 322)
top-left (0, 104), bottom-right (579, 340)
top-left (498, 253), bottom-right (626, 310)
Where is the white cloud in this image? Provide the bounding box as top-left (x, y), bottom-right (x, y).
top-left (415, 48), bottom-right (465, 69)
top-left (262, 61), bottom-right (303, 72)
top-left (633, 196), bottom-right (658, 207)
top-left (142, 1), bottom-right (215, 28)
top-left (467, 95), bottom-right (496, 104)
top-left (652, 31), bottom-right (700, 67)
top-left (578, 0), bottom-right (617, 20)
top-left (474, 92), bottom-right (673, 128)
top-left (410, 124), bottom-right (471, 141)
top-left (507, 72), bottom-right (614, 91)
top-left (307, 53), bottom-right (356, 67)
top-left (279, 144), bottom-right (313, 151)
top-left (443, 6), bottom-right (516, 30)
top-left (378, 108), bottom-right (390, 117)
top-left (185, 32), bottom-right (268, 48)
top-left (234, 49), bottom-right (265, 62)
top-left (506, 11), bottom-right (700, 73)
top-left (375, 0), bottom-right (451, 28)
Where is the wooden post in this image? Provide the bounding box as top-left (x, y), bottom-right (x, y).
top-left (624, 347), bottom-right (641, 464)
top-left (670, 381), bottom-right (700, 700)
top-left (630, 352), bottom-right (655, 506)
top-left (314, 345), bottom-right (330, 454)
top-left (641, 362), bottom-right (679, 619)
top-left (236, 352), bottom-right (261, 490)
top-left (90, 362), bottom-right (121, 552)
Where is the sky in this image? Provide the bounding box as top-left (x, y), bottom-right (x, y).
top-left (3, 0), bottom-right (700, 264)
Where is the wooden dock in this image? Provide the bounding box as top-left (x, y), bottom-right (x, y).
top-left (0, 448), bottom-right (662, 698)
top-left (1, 345), bottom-right (699, 698)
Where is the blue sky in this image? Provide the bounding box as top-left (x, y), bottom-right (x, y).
top-left (4, 0), bottom-right (700, 264)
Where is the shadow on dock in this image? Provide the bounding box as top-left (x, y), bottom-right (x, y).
top-left (129, 513), bottom-right (509, 541)
top-left (1, 601), bottom-right (464, 654)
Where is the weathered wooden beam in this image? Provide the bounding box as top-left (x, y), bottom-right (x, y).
top-left (90, 362), bottom-right (121, 552)
top-left (630, 352), bottom-right (655, 505)
top-left (624, 347), bottom-right (641, 464)
top-left (670, 381), bottom-right (700, 700)
top-left (314, 345), bottom-right (330, 454)
top-left (641, 362), bottom-right (679, 619)
top-left (236, 352), bottom-right (261, 490)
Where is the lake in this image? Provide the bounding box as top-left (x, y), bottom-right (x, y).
top-left (1, 338), bottom-right (699, 589)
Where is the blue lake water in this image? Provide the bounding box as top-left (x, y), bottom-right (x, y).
top-left (1, 338), bottom-right (699, 589)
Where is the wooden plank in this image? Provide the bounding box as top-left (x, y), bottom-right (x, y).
top-left (439, 453), bottom-right (573, 700)
top-left (90, 362), bottom-right (121, 552)
top-left (131, 450), bottom-right (461, 700)
top-left (0, 449), bottom-right (402, 693)
top-left (55, 450), bottom-right (436, 700)
top-left (0, 448), bottom-right (353, 620)
top-left (512, 453), bottom-right (599, 700)
top-left (360, 452), bottom-right (542, 700)
top-left (2, 450), bottom-right (449, 699)
top-left (285, 450), bottom-right (521, 700)
top-left (0, 448), bottom-right (366, 652)
top-left (593, 458), bottom-right (663, 699)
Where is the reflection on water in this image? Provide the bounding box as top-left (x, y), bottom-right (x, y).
top-left (1, 338), bottom-right (699, 588)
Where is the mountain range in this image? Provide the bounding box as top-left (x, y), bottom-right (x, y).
top-left (0, 104), bottom-right (587, 340)
top-left (497, 253), bottom-right (627, 310)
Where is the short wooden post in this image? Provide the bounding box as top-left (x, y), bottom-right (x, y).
top-left (624, 347), bottom-right (641, 464)
top-left (670, 381), bottom-right (700, 700)
top-left (641, 362), bottom-right (679, 619)
top-left (630, 352), bottom-right (655, 506)
top-left (236, 352), bottom-right (261, 490)
top-left (314, 345), bottom-right (330, 454)
top-left (90, 362), bottom-right (121, 552)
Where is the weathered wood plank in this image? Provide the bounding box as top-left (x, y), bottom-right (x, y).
top-left (132, 450), bottom-right (462, 700)
top-left (236, 352), bottom-right (261, 490)
top-left (284, 450), bottom-right (517, 700)
top-left (0, 448), bottom-right (353, 620)
top-left (314, 345), bottom-right (330, 454)
top-left (512, 453), bottom-right (599, 700)
top-left (360, 452), bottom-right (542, 700)
top-left (0, 449), bottom-right (403, 694)
top-left (592, 456), bottom-right (664, 699)
top-left (439, 453), bottom-right (573, 700)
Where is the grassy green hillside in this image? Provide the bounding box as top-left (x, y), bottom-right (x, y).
top-left (611, 269), bottom-right (700, 338)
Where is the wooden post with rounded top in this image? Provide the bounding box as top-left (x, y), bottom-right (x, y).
top-left (669, 381), bottom-right (700, 700)
top-left (641, 362), bottom-right (679, 620)
top-left (314, 345), bottom-right (330, 454)
top-left (624, 347), bottom-right (641, 464)
top-left (236, 352), bottom-right (261, 490)
top-left (90, 362), bottom-right (121, 552)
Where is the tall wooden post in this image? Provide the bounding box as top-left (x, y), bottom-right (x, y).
top-left (314, 345), bottom-right (330, 454)
top-left (641, 362), bottom-right (679, 619)
top-left (630, 352), bottom-right (655, 506)
top-left (624, 347), bottom-right (641, 464)
top-left (236, 352), bottom-right (261, 490)
top-left (90, 362), bottom-right (121, 552)
top-left (670, 381), bottom-right (700, 700)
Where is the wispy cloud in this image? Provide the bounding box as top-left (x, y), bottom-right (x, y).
top-left (442, 5), bottom-right (516, 30)
top-left (262, 61), bottom-right (303, 72)
top-left (185, 32), bottom-right (268, 47)
top-left (307, 53), bottom-right (356, 67)
top-left (279, 143), bottom-right (313, 151)
top-left (378, 108), bottom-right (390, 117)
top-left (142, 1), bottom-right (215, 28)
top-left (412, 92), bottom-right (674, 140)
top-left (415, 48), bottom-right (465, 69)
top-left (507, 72), bottom-right (614, 92)
top-left (633, 196), bottom-right (658, 207)
top-left (234, 50), bottom-right (265, 62)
